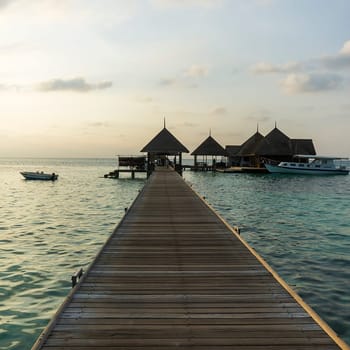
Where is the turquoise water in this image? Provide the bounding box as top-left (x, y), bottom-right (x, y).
top-left (0, 158), bottom-right (349, 349)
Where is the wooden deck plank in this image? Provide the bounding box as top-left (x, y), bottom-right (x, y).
top-left (32, 168), bottom-right (348, 350)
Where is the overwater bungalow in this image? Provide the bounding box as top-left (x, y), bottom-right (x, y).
top-left (290, 138), bottom-right (317, 155)
top-left (191, 134), bottom-right (226, 170)
top-left (141, 125), bottom-right (189, 176)
top-left (225, 145), bottom-right (241, 167)
top-left (236, 130), bottom-right (265, 167)
top-left (225, 126), bottom-right (316, 168)
top-left (255, 127), bottom-right (316, 165)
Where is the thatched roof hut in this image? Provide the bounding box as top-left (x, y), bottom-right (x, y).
top-left (191, 136), bottom-right (226, 156)
top-left (255, 127), bottom-right (291, 156)
top-left (230, 126), bottom-right (316, 167)
top-left (141, 127), bottom-right (189, 154)
top-left (191, 135), bottom-right (226, 169)
top-left (225, 145), bottom-right (241, 157)
top-left (291, 139), bottom-right (316, 155)
top-left (225, 145), bottom-right (241, 166)
top-left (237, 131), bottom-right (264, 156)
top-left (254, 128), bottom-right (317, 158)
top-left (141, 126), bottom-right (188, 176)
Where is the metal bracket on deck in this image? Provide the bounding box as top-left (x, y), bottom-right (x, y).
top-left (71, 267), bottom-right (84, 288)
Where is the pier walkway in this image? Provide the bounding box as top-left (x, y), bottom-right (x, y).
top-left (32, 168), bottom-right (347, 349)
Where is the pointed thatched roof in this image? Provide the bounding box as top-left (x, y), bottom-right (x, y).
top-left (291, 139), bottom-right (316, 155)
top-left (191, 136), bottom-right (226, 156)
top-left (255, 127), bottom-right (291, 156)
top-left (141, 127), bottom-right (189, 154)
top-left (237, 131), bottom-right (264, 156)
top-left (225, 145), bottom-right (241, 157)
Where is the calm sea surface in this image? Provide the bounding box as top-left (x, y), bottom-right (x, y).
top-left (0, 158), bottom-right (349, 349)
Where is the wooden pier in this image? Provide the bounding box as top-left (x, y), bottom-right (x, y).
top-left (104, 169), bottom-right (147, 179)
top-left (32, 168), bottom-right (348, 349)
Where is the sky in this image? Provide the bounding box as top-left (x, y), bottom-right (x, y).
top-left (0, 0), bottom-right (349, 158)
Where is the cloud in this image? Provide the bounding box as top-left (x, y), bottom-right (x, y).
top-left (95, 81), bottom-right (113, 89)
top-left (252, 39), bottom-right (350, 93)
top-left (252, 40), bottom-right (350, 75)
top-left (159, 79), bottom-right (199, 88)
top-left (37, 78), bottom-right (112, 92)
top-left (184, 64), bottom-right (209, 77)
top-left (245, 109), bottom-right (271, 122)
top-left (281, 73), bottom-right (343, 94)
top-left (136, 96), bottom-right (154, 103)
top-left (319, 48), bottom-right (350, 70)
top-left (86, 121), bottom-right (113, 128)
top-left (159, 78), bottom-right (177, 86)
top-left (158, 78), bottom-right (199, 89)
top-left (160, 64), bottom-right (209, 88)
top-left (177, 122), bottom-right (199, 128)
top-left (340, 40), bottom-right (350, 55)
top-left (0, 83), bottom-right (22, 91)
top-left (321, 56), bottom-right (350, 70)
top-left (251, 62), bottom-right (301, 74)
top-left (211, 107), bottom-right (228, 115)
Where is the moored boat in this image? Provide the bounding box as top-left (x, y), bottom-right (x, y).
top-left (20, 171), bottom-right (59, 180)
top-left (265, 155), bottom-right (349, 175)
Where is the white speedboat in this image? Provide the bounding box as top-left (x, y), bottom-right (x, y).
top-left (20, 171), bottom-right (58, 180)
top-left (265, 156), bottom-right (349, 175)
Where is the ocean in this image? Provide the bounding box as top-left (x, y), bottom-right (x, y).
top-left (0, 157), bottom-right (349, 349)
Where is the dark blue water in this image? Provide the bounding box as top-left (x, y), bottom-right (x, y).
top-left (0, 158), bottom-right (349, 348)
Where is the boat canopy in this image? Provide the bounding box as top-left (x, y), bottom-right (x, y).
top-left (294, 155), bottom-right (349, 160)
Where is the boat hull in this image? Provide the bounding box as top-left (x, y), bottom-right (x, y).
top-left (20, 172), bottom-right (58, 180)
top-left (265, 164), bottom-right (349, 175)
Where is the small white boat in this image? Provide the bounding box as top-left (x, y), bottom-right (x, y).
top-left (265, 155), bottom-right (349, 175)
top-left (20, 171), bottom-right (59, 181)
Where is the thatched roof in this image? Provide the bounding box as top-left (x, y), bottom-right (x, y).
top-left (238, 127), bottom-right (316, 157)
top-left (291, 139), bottom-right (316, 155)
top-left (191, 136), bottom-right (226, 156)
top-left (255, 127), bottom-right (291, 156)
top-left (237, 131), bottom-right (264, 156)
top-left (225, 145), bottom-right (241, 157)
top-left (141, 127), bottom-right (189, 154)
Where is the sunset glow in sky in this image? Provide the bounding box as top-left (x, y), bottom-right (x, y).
top-left (1, 0), bottom-right (350, 157)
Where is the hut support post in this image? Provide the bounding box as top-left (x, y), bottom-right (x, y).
top-left (176, 153), bottom-right (183, 176)
top-left (147, 152), bottom-right (152, 178)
